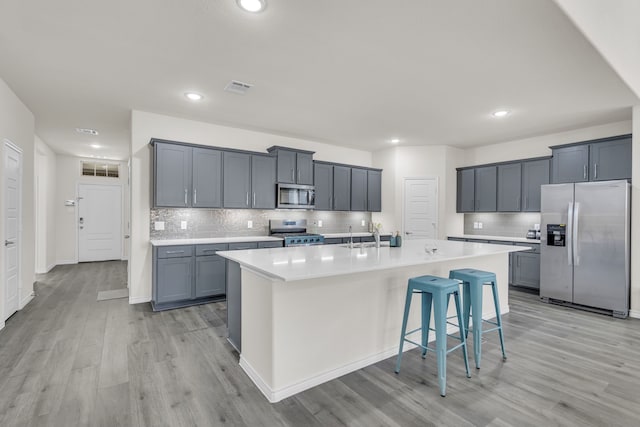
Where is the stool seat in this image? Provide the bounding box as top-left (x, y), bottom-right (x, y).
top-left (449, 268), bottom-right (507, 369)
top-left (395, 275), bottom-right (470, 396)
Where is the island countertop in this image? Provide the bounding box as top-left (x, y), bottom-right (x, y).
top-left (217, 238), bottom-right (529, 282)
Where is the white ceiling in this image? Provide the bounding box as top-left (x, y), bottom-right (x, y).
top-left (0, 0), bottom-right (637, 160)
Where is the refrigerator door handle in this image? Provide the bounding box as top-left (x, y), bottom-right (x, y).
top-left (573, 202), bottom-right (580, 266)
top-left (567, 203), bottom-right (574, 266)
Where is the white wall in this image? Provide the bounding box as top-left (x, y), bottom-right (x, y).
top-left (35, 136), bottom-right (57, 273)
top-left (55, 155), bottom-right (129, 265)
top-left (0, 76), bottom-right (36, 328)
top-left (554, 0), bottom-right (640, 99)
top-left (129, 110), bottom-right (374, 303)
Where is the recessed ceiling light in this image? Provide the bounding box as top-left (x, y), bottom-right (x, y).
top-left (185, 92), bottom-right (203, 101)
top-left (492, 110), bottom-right (510, 118)
top-left (390, 138), bottom-right (400, 144)
top-left (237, 0), bottom-right (266, 12)
top-left (90, 143), bottom-right (101, 149)
top-left (76, 128), bottom-right (99, 136)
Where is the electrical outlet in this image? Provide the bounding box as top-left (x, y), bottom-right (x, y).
top-left (154, 221), bottom-right (165, 231)
top-left (318, 220), bottom-right (323, 227)
top-left (478, 222), bottom-right (483, 229)
top-left (361, 220), bottom-right (366, 226)
top-left (247, 220), bottom-right (253, 229)
top-left (181, 221), bottom-right (187, 230)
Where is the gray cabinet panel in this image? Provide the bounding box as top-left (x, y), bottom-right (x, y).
top-left (156, 257), bottom-right (193, 303)
top-left (195, 243), bottom-right (228, 256)
top-left (367, 170), bottom-right (382, 212)
top-left (195, 255), bottom-right (226, 298)
top-left (323, 237), bottom-right (342, 245)
top-left (350, 168), bottom-right (368, 211)
top-left (497, 163), bottom-right (522, 212)
top-left (474, 166), bottom-right (497, 212)
top-left (251, 155), bottom-right (276, 209)
top-left (276, 149), bottom-right (296, 184)
top-left (296, 153), bottom-right (314, 185)
top-left (551, 145), bottom-right (589, 183)
top-left (258, 241), bottom-right (283, 249)
top-left (228, 242), bottom-right (259, 250)
top-left (457, 169), bottom-right (475, 212)
top-left (226, 260), bottom-right (241, 352)
top-left (590, 137), bottom-right (632, 181)
top-left (192, 148), bottom-right (222, 208)
top-left (512, 252), bottom-right (540, 289)
top-left (314, 163), bottom-right (333, 211)
top-left (223, 152), bottom-right (251, 208)
top-left (333, 166), bottom-right (351, 211)
top-left (521, 159), bottom-right (550, 212)
top-left (155, 143), bottom-right (192, 207)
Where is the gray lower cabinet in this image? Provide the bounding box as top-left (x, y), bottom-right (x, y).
top-left (223, 152), bottom-right (251, 208)
top-left (333, 166), bottom-right (351, 211)
top-left (154, 143), bottom-right (192, 207)
top-left (367, 170), bottom-right (382, 212)
top-left (350, 168), bottom-right (368, 211)
top-left (474, 166), bottom-right (497, 212)
top-left (512, 251), bottom-right (540, 289)
top-left (156, 257), bottom-right (193, 304)
top-left (323, 237), bottom-right (342, 245)
top-left (551, 145), bottom-right (589, 183)
top-left (456, 169), bottom-right (475, 213)
top-left (194, 255), bottom-right (226, 298)
top-left (251, 155), bottom-right (277, 209)
top-left (497, 163), bottom-right (522, 212)
top-left (314, 163), bottom-right (333, 210)
top-left (590, 137), bottom-right (632, 181)
top-left (521, 159), bottom-right (550, 212)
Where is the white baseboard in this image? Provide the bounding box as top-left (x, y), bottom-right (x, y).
top-left (240, 306), bottom-right (510, 403)
top-left (19, 292), bottom-right (35, 309)
top-left (129, 295), bottom-right (151, 304)
top-left (56, 259), bottom-right (77, 266)
top-left (46, 262), bottom-right (56, 272)
top-left (0, 321), bottom-right (4, 332)
top-left (629, 309), bottom-right (640, 319)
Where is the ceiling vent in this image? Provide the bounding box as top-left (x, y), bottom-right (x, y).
top-left (224, 80), bottom-right (253, 95)
top-left (75, 127), bottom-right (99, 136)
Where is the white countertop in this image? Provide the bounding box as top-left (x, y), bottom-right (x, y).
top-left (448, 234), bottom-right (540, 244)
top-left (150, 236), bottom-right (284, 246)
top-left (217, 238), bottom-right (530, 282)
top-left (321, 232), bottom-right (392, 238)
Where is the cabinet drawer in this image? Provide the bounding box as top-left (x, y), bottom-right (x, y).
top-left (258, 241), bottom-right (284, 249)
top-left (157, 245), bottom-right (194, 259)
top-left (228, 242), bottom-right (259, 251)
top-left (195, 243), bottom-right (228, 256)
top-left (323, 238), bottom-right (343, 245)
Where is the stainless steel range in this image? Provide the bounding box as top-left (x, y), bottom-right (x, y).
top-left (269, 219), bottom-right (324, 247)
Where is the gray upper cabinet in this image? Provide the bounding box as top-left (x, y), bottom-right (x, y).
top-left (192, 147), bottom-right (222, 208)
top-left (268, 146), bottom-right (315, 185)
top-left (223, 151), bottom-right (251, 208)
top-left (474, 166), bottom-right (497, 212)
top-left (154, 143), bottom-right (192, 207)
top-left (456, 169), bottom-right (475, 213)
top-left (551, 145), bottom-right (589, 183)
top-left (590, 137), bottom-right (632, 181)
top-left (251, 155), bottom-right (276, 209)
top-left (350, 168), bottom-right (368, 211)
top-left (314, 163), bottom-right (333, 211)
top-left (333, 166), bottom-right (351, 211)
top-left (497, 163), bottom-right (522, 212)
top-left (367, 170), bottom-right (382, 212)
top-left (521, 159), bottom-right (550, 212)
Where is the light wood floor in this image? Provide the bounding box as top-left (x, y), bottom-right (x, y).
top-left (1, 261), bottom-right (639, 426)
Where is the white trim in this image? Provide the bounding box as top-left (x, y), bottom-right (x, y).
top-left (46, 262), bottom-right (56, 273)
top-left (0, 321), bottom-right (4, 332)
top-left (19, 292), bottom-right (34, 309)
top-left (242, 306), bottom-right (509, 403)
top-left (77, 182), bottom-right (124, 262)
top-left (129, 295), bottom-right (151, 304)
top-left (629, 309), bottom-right (640, 319)
top-left (3, 140), bottom-right (23, 322)
top-left (55, 259), bottom-right (77, 266)
top-left (402, 177), bottom-right (439, 239)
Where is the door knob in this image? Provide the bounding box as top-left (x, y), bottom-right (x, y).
top-left (5, 240), bottom-right (15, 246)
top-left (405, 231), bottom-right (413, 235)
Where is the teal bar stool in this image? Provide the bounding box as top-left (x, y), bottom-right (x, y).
top-left (448, 268), bottom-right (507, 369)
top-left (395, 275), bottom-right (471, 397)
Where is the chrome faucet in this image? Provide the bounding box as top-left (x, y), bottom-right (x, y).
top-left (349, 225), bottom-right (354, 249)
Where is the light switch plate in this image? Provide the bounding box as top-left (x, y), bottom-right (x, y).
top-left (154, 221), bottom-right (165, 231)
top-left (181, 221), bottom-right (187, 230)
top-left (361, 220), bottom-right (366, 226)
top-left (318, 220), bottom-right (323, 227)
top-left (478, 222), bottom-right (483, 229)
top-left (247, 220), bottom-right (253, 229)
top-left (473, 222), bottom-right (479, 229)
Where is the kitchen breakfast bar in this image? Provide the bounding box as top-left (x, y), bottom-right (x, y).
top-left (218, 239), bottom-right (527, 402)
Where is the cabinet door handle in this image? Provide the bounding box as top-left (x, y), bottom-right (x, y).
top-left (194, 189), bottom-right (197, 205)
top-left (184, 189), bottom-right (188, 206)
top-left (202, 249), bottom-right (217, 253)
top-left (583, 164), bottom-right (587, 180)
top-left (525, 196), bottom-right (528, 210)
top-left (291, 169), bottom-right (295, 181)
top-left (253, 192), bottom-right (256, 206)
top-left (594, 163), bottom-right (598, 179)
top-left (166, 250), bottom-right (185, 254)
top-left (246, 192), bottom-right (249, 206)
top-left (297, 169), bottom-right (300, 182)
top-left (516, 197), bottom-right (520, 210)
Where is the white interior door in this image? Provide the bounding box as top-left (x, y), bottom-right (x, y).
top-left (78, 184), bottom-right (122, 262)
top-left (403, 178), bottom-right (438, 240)
top-left (4, 142), bottom-right (21, 320)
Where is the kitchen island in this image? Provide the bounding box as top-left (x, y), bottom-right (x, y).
top-left (218, 239), bottom-right (528, 402)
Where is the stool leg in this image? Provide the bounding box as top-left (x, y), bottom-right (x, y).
top-left (470, 282), bottom-right (483, 369)
top-left (421, 292), bottom-right (432, 358)
top-left (462, 282), bottom-right (471, 339)
top-left (395, 286), bottom-right (413, 373)
top-left (453, 290), bottom-right (471, 378)
top-left (433, 291), bottom-right (448, 397)
top-left (490, 281), bottom-right (507, 361)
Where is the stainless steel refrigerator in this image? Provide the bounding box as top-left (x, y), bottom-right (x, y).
top-left (540, 180), bottom-right (630, 318)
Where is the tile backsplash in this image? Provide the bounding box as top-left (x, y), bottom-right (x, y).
top-left (463, 213), bottom-right (541, 238)
top-left (150, 209), bottom-right (373, 239)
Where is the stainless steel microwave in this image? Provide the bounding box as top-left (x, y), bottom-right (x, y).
top-left (276, 184), bottom-right (315, 209)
